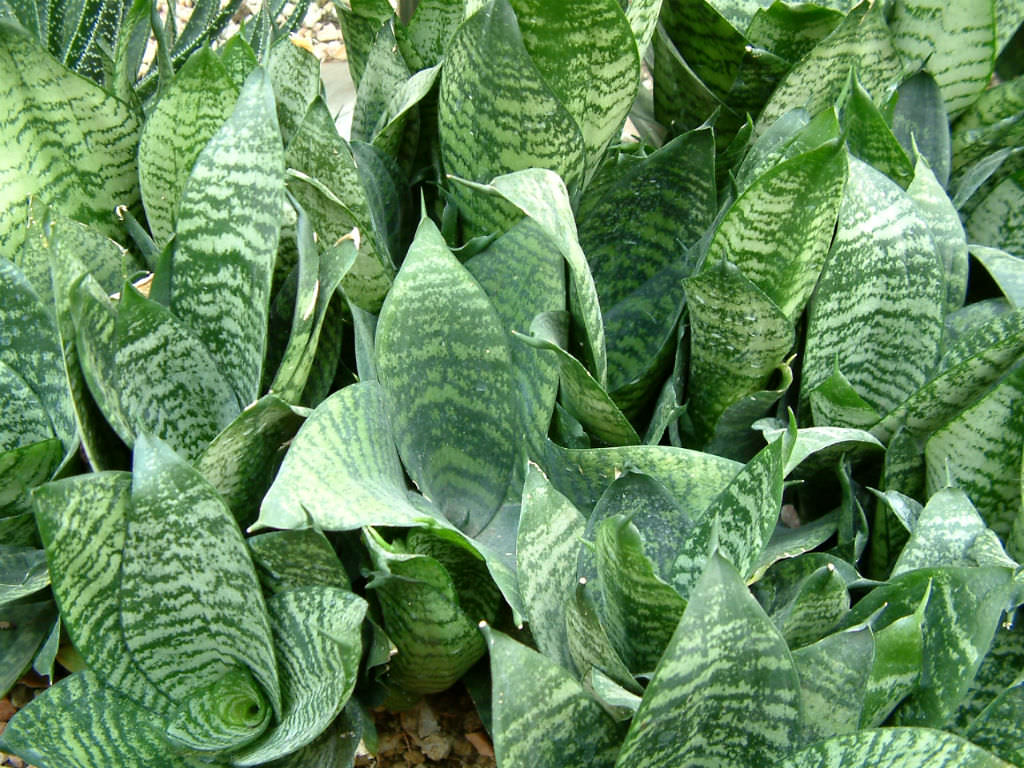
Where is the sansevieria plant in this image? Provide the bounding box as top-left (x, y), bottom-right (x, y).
top-left (2, 0), bottom-right (1024, 766)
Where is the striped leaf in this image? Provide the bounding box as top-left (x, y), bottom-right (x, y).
top-left (971, 246), bottom-right (1024, 307)
top-left (509, 0), bottom-right (639, 180)
top-left (165, 666), bottom-right (270, 754)
top-left (194, 394), bottom-right (305, 525)
top-left (861, 594), bottom-right (926, 728)
top-left (438, 0), bottom-right (586, 234)
top-left (0, 671), bottom-right (221, 768)
top-left (951, 76), bottom-right (1024, 180)
top-left (708, 140), bottom-right (846, 320)
top-left (540, 441), bottom-right (741, 515)
top-left (0, 546), bottom-right (49, 606)
top-left (515, 320), bottom-right (640, 446)
top-left (256, 382), bottom-right (428, 532)
top-left (395, 0), bottom-right (464, 70)
top-left (802, 156), bottom-right (944, 421)
top-left (672, 433), bottom-right (786, 598)
top-left (757, 2), bottom-right (903, 135)
top-left (230, 587), bottom-right (366, 765)
top-left (596, 515), bottom-right (686, 673)
top-left (757, 423), bottom-right (883, 477)
top-left (684, 259), bottom-right (795, 446)
top-left (841, 73), bottom-right (915, 188)
top-left (966, 172), bottom-right (1024, 254)
top-left (351, 22), bottom-right (411, 147)
top-left (615, 552), bottom-right (804, 768)
top-left (0, 21), bottom-right (140, 260)
top-left (770, 564), bottom-right (851, 648)
top-left (375, 216), bottom-right (519, 531)
top-left (364, 529), bottom-right (487, 695)
top-left (907, 155), bottom-right (968, 314)
top-left (113, 284), bottom-right (244, 462)
top-left (123, 435), bottom-right (280, 727)
top-left (890, 71), bottom-right (952, 188)
top-left (266, 37), bottom-right (320, 146)
top-left (335, 0), bottom-right (393, 87)
top-left (779, 727), bottom-right (1013, 768)
top-left (735, 107), bottom-right (842, 194)
top-left (248, 529), bottom-right (351, 594)
top-left (33, 471), bottom-right (172, 710)
top-left (484, 625), bottom-right (624, 768)
top-left (749, 513), bottom-right (840, 584)
top-left (889, 0), bottom-right (996, 117)
top-left (138, 47), bottom-right (239, 246)
top-left (924, 364), bottom-right (1024, 550)
top-left (792, 627), bottom-right (874, 740)
top-left (624, 0), bottom-right (662, 59)
top-left (170, 67), bottom-right (284, 407)
top-left (564, 577), bottom-right (641, 695)
top-left (658, 0), bottom-right (750, 100)
top-left (516, 463), bottom-right (586, 671)
top-left (891, 487), bottom-right (1017, 577)
top-left (745, 3), bottom-right (844, 63)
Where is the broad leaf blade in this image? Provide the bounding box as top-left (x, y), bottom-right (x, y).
top-left (779, 727), bottom-right (1013, 768)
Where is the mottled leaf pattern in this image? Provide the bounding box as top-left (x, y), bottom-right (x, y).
top-left (779, 727), bottom-right (1012, 768)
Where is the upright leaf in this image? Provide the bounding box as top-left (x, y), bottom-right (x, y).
top-left (779, 727), bottom-right (1013, 768)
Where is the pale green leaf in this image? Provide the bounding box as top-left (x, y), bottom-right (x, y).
top-left (780, 727), bottom-right (1013, 768)
top-left (266, 36), bottom-right (320, 145)
top-left (248, 529), bottom-right (351, 594)
top-left (971, 246), bottom-right (1024, 308)
top-left (793, 627), bottom-right (873, 740)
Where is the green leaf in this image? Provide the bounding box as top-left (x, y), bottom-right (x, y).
top-left (509, 0), bottom-right (639, 180)
top-left (707, 140), bottom-right (847, 321)
top-left (266, 36), bottom-right (320, 145)
top-left (516, 464), bottom-right (586, 671)
top-left (365, 529), bottom-right (487, 695)
top-left (335, 0), bottom-right (393, 87)
top-left (966, 170), bottom-right (1024, 254)
top-left (165, 666), bottom-right (270, 754)
top-left (890, 71), bottom-right (952, 188)
top-left (861, 593), bottom-right (927, 727)
top-left (0, 601), bottom-right (56, 700)
top-left (138, 47), bottom-right (239, 246)
top-left (230, 587), bottom-right (366, 765)
top-left (596, 515), bottom-right (686, 673)
top-left (438, 0), bottom-right (585, 234)
top-left (256, 382), bottom-right (428, 531)
top-left (684, 260), bottom-right (795, 447)
top-left (0, 546), bottom-right (49, 606)
top-left (113, 284), bottom-right (243, 462)
top-left (624, 0), bottom-right (663, 59)
top-left (771, 564), bottom-right (851, 648)
top-left (924, 364), bottom-right (1024, 550)
top-left (0, 671), bottom-right (220, 768)
top-left (615, 552), bottom-right (804, 768)
top-left (248, 529), bottom-right (351, 594)
top-left (564, 577), bottom-right (641, 694)
top-left (971, 246), bottom-right (1024, 308)
top-left (351, 22), bottom-right (411, 147)
top-left (375, 216), bottom-right (519, 531)
top-left (889, 0), bottom-right (996, 116)
top-left (746, 2), bottom-right (844, 63)
top-left (0, 21), bottom-right (140, 260)
top-left (757, 2), bottom-right (903, 135)
top-left (792, 626), bottom-right (874, 740)
top-left (779, 727), bottom-right (1013, 768)
top-left (170, 67), bottom-right (284, 406)
top-left (841, 73), bottom-right (915, 187)
top-left (396, 0), bottom-right (464, 70)
top-left (484, 625), bottom-right (624, 768)
top-left (802, 156), bottom-right (944, 421)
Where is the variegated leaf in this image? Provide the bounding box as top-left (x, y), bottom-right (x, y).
top-left (0, 21), bottom-right (140, 260)
top-left (802, 156), bottom-right (944, 422)
top-left (484, 625), bottom-right (624, 768)
top-left (248, 529), bottom-right (351, 594)
top-left (171, 67), bottom-right (284, 406)
top-left (907, 155), bottom-right (968, 313)
top-left (966, 171), bottom-right (1024, 255)
top-left (841, 73), bottom-right (914, 187)
top-left (861, 593), bottom-right (926, 727)
top-left (771, 564), bottom-right (851, 648)
top-left (256, 382), bottom-right (429, 531)
top-left (564, 577), bottom-right (641, 695)
top-left (780, 727), bottom-right (1013, 768)
top-left (138, 47), bottom-right (239, 246)
top-left (375, 216), bottom-right (519, 532)
top-left (615, 552), bottom-right (804, 768)
top-left (395, 0), bottom-right (464, 70)
top-left (970, 246), bottom-right (1024, 308)
top-left (266, 36), bottom-right (320, 145)
top-left (792, 626), bottom-right (873, 740)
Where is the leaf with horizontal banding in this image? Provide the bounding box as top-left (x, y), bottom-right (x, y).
top-left (195, 395), bottom-right (305, 525)
top-left (564, 577), bottom-right (641, 694)
top-left (841, 73), bottom-right (915, 188)
top-left (707, 140), bottom-right (846, 321)
top-left (255, 382), bottom-right (428, 532)
top-left (0, 21), bottom-right (140, 261)
top-left (230, 587), bottom-right (366, 765)
top-left (248, 529), bottom-right (351, 594)
top-left (966, 171), bottom-right (1024, 254)
top-left (615, 552), bottom-right (804, 768)
top-left (539, 440), bottom-right (742, 515)
top-left (165, 666), bottom-right (270, 754)
top-left (138, 47), bottom-right (239, 246)
top-left (33, 472), bottom-right (171, 712)
top-left (266, 36), bottom-right (320, 146)
top-left (890, 0), bottom-right (996, 117)
top-left (924, 365), bottom-right (1024, 550)
top-left (971, 246), bottom-right (1024, 307)
top-left (395, 0), bottom-right (464, 70)
top-left (370, 65), bottom-right (441, 159)
top-left (364, 529), bottom-right (487, 695)
top-left (0, 671), bottom-right (222, 768)
top-left (596, 515), bottom-right (686, 673)
top-left (746, 2), bottom-right (844, 63)
top-left (748, 513), bottom-right (839, 584)
top-left (114, 284), bottom-right (243, 462)
top-left (735, 107), bottom-right (842, 194)
top-left (951, 76), bottom-right (1024, 180)
top-left (792, 626), bottom-right (873, 740)
top-left (802, 156), bottom-right (944, 419)
top-left (439, 0), bottom-right (585, 235)
top-left (335, 0), bottom-right (393, 87)
top-left (515, 319), bottom-right (640, 446)
top-left (624, 0), bottom-right (662, 59)
top-left (892, 487), bottom-right (1017, 577)
top-left (757, 1), bottom-right (903, 135)
top-left (171, 67), bottom-right (284, 407)
top-left (0, 368), bottom-right (53, 456)
top-left (770, 564), bottom-right (851, 648)
top-left (515, 464), bottom-right (586, 671)
top-left (509, 0), bottom-right (638, 180)
top-left (756, 422), bottom-right (883, 477)
top-left (684, 259), bottom-right (795, 446)
top-left (672, 433), bottom-right (785, 598)
top-left (483, 625), bottom-right (624, 768)
top-left (124, 434), bottom-right (280, 725)
top-left (779, 727), bottom-right (1013, 768)
top-left (375, 216), bottom-right (519, 532)
top-left (351, 22), bottom-right (411, 148)
top-left (658, 0), bottom-right (748, 100)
